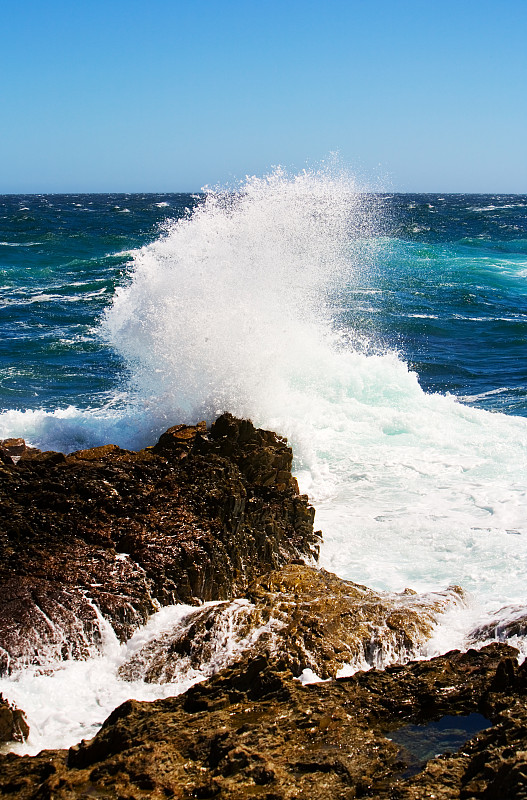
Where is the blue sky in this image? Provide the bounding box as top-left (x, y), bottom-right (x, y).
top-left (1, 0), bottom-right (526, 192)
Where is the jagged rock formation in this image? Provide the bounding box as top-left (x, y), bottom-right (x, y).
top-left (467, 604), bottom-right (527, 646)
top-left (119, 564), bottom-right (464, 684)
top-left (5, 415), bottom-right (527, 797)
top-left (1, 643), bottom-right (526, 799)
top-left (0, 696), bottom-right (29, 745)
top-left (0, 414), bottom-right (319, 674)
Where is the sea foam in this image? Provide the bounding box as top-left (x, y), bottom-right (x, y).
top-left (2, 168), bottom-right (527, 755)
top-left (101, 167), bottom-right (527, 620)
top-left (2, 166), bottom-right (527, 637)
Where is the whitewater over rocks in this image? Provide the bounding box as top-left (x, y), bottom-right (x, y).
top-left (2, 171), bottom-right (527, 633)
top-left (0, 414), bottom-right (318, 676)
top-left (1, 171), bottom-right (527, 795)
top-left (117, 566), bottom-right (465, 686)
top-left (2, 415), bottom-right (527, 797)
top-left (4, 641), bottom-right (527, 798)
top-left (0, 412), bottom-right (466, 694)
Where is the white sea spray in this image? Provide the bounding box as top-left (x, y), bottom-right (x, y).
top-left (0, 601), bottom-right (281, 756)
top-left (2, 167), bottom-right (527, 616)
top-left (1, 168), bottom-right (527, 754)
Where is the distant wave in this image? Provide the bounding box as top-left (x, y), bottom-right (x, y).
top-left (0, 241), bottom-right (43, 247)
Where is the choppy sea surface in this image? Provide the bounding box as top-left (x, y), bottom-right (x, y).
top-left (1, 170), bottom-right (527, 752)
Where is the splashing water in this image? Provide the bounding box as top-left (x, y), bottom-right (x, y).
top-left (2, 167), bottom-right (527, 753)
top-left (99, 168), bottom-right (527, 619)
top-left (103, 166), bottom-right (380, 426)
top-left (2, 167), bottom-right (527, 619)
top-left (0, 602), bottom-right (272, 756)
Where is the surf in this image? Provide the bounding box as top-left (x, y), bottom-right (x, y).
top-left (2, 169), bottom-right (527, 757)
top-left (2, 166), bottom-right (527, 640)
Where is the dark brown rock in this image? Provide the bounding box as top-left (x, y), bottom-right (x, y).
top-left (118, 564), bottom-right (465, 684)
top-left (1, 644), bottom-right (525, 799)
top-left (0, 414), bottom-right (320, 674)
top-left (0, 438), bottom-right (40, 465)
top-left (0, 694), bottom-right (29, 743)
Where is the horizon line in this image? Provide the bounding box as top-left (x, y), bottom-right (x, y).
top-left (1, 190), bottom-right (526, 197)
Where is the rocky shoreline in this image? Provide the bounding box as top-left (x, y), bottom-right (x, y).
top-left (2, 644), bottom-right (527, 798)
top-left (1, 415), bottom-right (527, 798)
top-left (0, 414), bottom-right (319, 675)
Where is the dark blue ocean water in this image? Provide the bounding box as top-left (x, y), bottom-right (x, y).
top-left (0, 194), bottom-right (200, 411)
top-left (1, 192), bottom-right (526, 418)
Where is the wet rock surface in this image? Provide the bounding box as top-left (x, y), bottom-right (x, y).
top-left (467, 604), bottom-right (527, 646)
top-left (1, 643), bottom-right (527, 799)
top-left (4, 415), bottom-right (527, 798)
top-left (0, 414), bottom-right (319, 674)
top-left (119, 564), bottom-right (464, 684)
top-left (0, 695), bottom-right (29, 744)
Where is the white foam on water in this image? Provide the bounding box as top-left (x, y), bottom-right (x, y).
top-left (101, 165), bottom-right (527, 636)
top-left (471, 203), bottom-right (527, 212)
top-left (2, 167), bottom-right (527, 617)
top-left (1, 166), bottom-right (527, 752)
top-left (2, 166), bottom-right (527, 623)
top-left (0, 241), bottom-right (43, 247)
top-left (0, 599), bottom-right (287, 756)
top-left (0, 603), bottom-right (219, 756)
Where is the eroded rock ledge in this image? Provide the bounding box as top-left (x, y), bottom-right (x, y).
top-left (0, 414), bottom-right (320, 675)
top-left (1, 644), bottom-right (526, 799)
top-left (3, 415), bottom-right (523, 796)
top-left (119, 564), bottom-right (464, 684)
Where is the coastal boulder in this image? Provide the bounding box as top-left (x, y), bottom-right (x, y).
top-left (0, 644), bottom-right (524, 799)
top-left (0, 695), bottom-right (29, 743)
top-left (0, 415), bottom-right (320, 674)
top-left (0, 438), bottom-right (39, 465)
top-left (467, 604), bottom-right (527, 646)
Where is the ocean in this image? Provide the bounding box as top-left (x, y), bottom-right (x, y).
top-left (1, 168), bottom-right (527, 753)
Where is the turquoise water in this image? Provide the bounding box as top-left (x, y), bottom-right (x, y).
top-left (1, 191), bottom-right (525, 418)
top-left (0, 194), bottom-right (200, 410)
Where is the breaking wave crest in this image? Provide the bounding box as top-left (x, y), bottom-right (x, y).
top-left (103, 165), bottom-right (381, 426)
top-left (2, 167), bottom-right (527, 755)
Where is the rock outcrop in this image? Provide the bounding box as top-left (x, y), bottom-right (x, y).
top-left (0, 414), bottom-right (320, 674)
top-left (1, 643), bottom-right (525, 799)
top-left (119, 564), bottom-right (464, 684)
top-left (0, 696), bottom-right (29, 745)
top-left (5, 415), bottom-right (526, 798)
